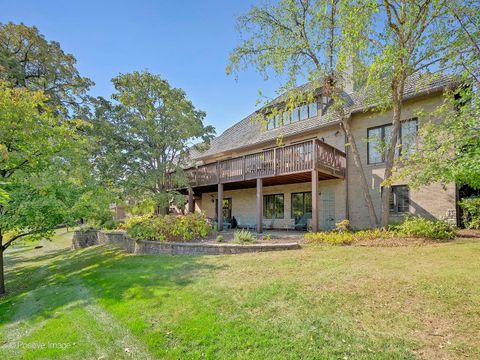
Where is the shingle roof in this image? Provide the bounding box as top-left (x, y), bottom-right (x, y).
top-left (190, 72), bottom-right (456, 161)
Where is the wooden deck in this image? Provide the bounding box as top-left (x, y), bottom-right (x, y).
top-left (169, 139), bottom-right (346, 190)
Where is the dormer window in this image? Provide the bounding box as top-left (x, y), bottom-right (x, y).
top-left (299, 104), bottom-right (309, 120)
top-left (266, 101), bottom-right (318, 130)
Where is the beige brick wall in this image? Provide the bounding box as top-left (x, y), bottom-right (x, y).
top-left (346, 94), bottom-right (457, 228)
top-left (191, 93), bottom-right (456, 230)
top-left (198, 179), bottom-right (345, 230)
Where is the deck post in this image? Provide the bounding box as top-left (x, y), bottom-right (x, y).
top-left (312, 138), bottom-right (317, 170)
top-left (311, 170), bottom-right (319, 232)
top-left (188, 188), bottom-right (194, 213)
top-left (256, 178), bottom-right (263, 233)
top-left (217, 183), bottom-right (224, 231)
top-left (273, 148), bottom-right (277, 175)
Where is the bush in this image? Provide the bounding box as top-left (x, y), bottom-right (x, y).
top-left (392, 217), bottom-right (455, 240)
top-left (101, 219), bottom-right (124, 230)
top-left (233, 229), bottom-right (257, 244)
top-left (305, 231), bottom-right (355, 245)
top-left (305, 228), bottom-right (393, 245)
top-left (335, 219), bottom-right (350, 233)
top-left (125, 213), bottom-right (211, 242)
top-left (459, 197), bottom-right (480, 229)
top-left (216, 235), bottom-right (224, 242)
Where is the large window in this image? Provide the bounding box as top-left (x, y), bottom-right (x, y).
top-left (291, 192), bottom-right (312, 222)
top-left (263, 194), bottom-right (284, 219)
top-left (389, 186), bottom-right (409, 214)
top-left (367, 118), bottom-right (418, 164)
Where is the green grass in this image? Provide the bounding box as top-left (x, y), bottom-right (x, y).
top-left (1, 229), bottom-right (479, 359)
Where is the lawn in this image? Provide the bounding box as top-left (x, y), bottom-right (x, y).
top-left (0, 229), bottom-right (479, 359)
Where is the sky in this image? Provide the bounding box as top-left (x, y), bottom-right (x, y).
top-left (0, 0), bottom-right (285, 135)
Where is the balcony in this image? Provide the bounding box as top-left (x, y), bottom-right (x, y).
top-left (169, 139), bottom-right (346, 190)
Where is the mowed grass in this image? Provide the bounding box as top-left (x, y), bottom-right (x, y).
top-left (0, 230), bottom-right (479, 359)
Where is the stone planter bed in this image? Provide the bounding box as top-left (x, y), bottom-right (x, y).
top-left (72, 230), bottom-right (301, 256)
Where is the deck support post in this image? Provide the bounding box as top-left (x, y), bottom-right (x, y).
top-left (217, 183), bottom-right (223, 231)
top-left (256, 178), bottom-right (263, 233)
top-left (311, 170), bottom-right (319, 233)
top-left (188, 189), bottom-right (194, 213)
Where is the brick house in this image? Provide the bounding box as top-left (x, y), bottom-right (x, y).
top-left (173, 74), bottom-right (458, 232)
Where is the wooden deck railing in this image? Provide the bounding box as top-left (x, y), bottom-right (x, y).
top-left (168, 139), bottom-right (346, 189)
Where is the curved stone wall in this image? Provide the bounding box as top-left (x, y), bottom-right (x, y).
top-left (72, 230), bottom-right (301, 255)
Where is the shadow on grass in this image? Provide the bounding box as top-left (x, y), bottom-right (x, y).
top-left (1, 244), bottom-right (226, 328)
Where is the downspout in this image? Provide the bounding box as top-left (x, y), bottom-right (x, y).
top-left (344, 131), bottom-right (350, 221)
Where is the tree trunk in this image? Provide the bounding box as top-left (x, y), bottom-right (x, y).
top-left (0, 230), bottom-right (5, 296)
top-left (341, 117), bottom-right (379, 228)
top-left (381, 80), bottom-right (405, 227)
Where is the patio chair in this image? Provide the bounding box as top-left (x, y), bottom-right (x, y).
top-left (294, 213), bottom-right (311, 231)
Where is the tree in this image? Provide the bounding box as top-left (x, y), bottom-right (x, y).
top-left (354, 0), bottom-right (479, 226)
top-left (228, 0), bottom-right (380, 227)
top-left (396, 1), bottom-right (480, 191)
top-left (0, 22), bottom-right (93, 115)
top-left (0, 82), bottom-right (89, 295)
top-left (399, 88), bottom-right (480, 190)
top-left (90, 71), bottom-right (215, 214)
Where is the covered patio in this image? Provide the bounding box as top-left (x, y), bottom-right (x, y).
top-left (177, 138), bottom-right (346, 233)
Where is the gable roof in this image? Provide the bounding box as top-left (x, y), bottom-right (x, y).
top-left (191, 72), bottom-right (456, 161)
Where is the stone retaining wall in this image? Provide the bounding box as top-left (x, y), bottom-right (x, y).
top-left (72, 230), bottom-right (300, 256)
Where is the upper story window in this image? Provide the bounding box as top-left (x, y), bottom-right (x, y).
top-left (266, 101), bottom-right (318, 130)
top-left (389, 185), bottom-right (410, 214)
top-left (367, 118), bottom-right (418, 165)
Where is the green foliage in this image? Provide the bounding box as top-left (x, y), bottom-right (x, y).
top-left (70, 188), bottom-right (116, 227)
top-left (399, 89), bottom-right (480, 190)
top-left (335, 219), bottom-right (350, 233)
top-left (306, 217), bottom-right (455, 244)
top-left (100, 219), bottom-right (123, 231)
top-left (126, 213), bottom-right (211, 242)
top-left (0, 83), bottom-right (90, 245)
top-left (89, 71), bottom-right (215, 210)
top-left (305, 228), bottom-right (394, 245)
top-left (0, 22), bottom-right (93, 114)
top-left (233, 229), bottom-right (257, 244)
top-left (216, 235), bottom-right (224, 243)
top-left (391, 217), bottom-right (455, 240)
top-left (459, 197), bottom-right (480, 229)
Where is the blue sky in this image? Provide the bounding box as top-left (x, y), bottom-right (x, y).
top-left (0, 0), bottom-right (285, 135)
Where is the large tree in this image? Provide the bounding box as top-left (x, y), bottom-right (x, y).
top-left (356, 0), bottom-right (467, 227)
top-left (91, 71), bottom-right (215, 213)
top-left (396, 0), bottom-right (480, 191)
top-left (0, 82), bottom-right (91, 295)
top-left (228, 0), bottom-right (380, 227)
top-left (0, 22), bottom-right (93, 115)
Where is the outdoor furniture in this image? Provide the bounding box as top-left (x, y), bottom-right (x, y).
top-left (294, 213), bottom-right (311, 231)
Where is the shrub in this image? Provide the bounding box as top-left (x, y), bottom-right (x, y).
top-left (305, 228), bottom-right (394, 245)
top-left (126, 213), bottom-right (211, 242)
top-left (392, 217), bottom-right (455, 240)
top-left (335, 219), bottom-right (350, 233)
top-left (305, 231), bottom-right (355, 245)
top-left (216, 235), bottom-right (224, 242)
top-left (101, 219), bottom-right (123, 230)
top-left (233, 229), bottom-right (257, 244)
top-left (125, 214), bottom-right (157, 240)
top-left (459, 197), bottom-right (480, 229)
